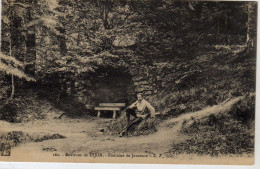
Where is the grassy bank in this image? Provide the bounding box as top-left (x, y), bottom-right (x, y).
top-left (169, 94), bottom-right (255, 156)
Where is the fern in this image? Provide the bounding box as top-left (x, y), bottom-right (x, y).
top-left (0, 52), bottom-right (35, 82)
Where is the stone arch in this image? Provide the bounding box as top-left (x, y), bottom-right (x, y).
top-left (72, 61), bottom-right (158, 108)
top-left (90, 65), bottom-right (136, 105)
top-left (72, 65), bottom-right (136, 107)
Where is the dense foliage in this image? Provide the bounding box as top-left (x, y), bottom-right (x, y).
top-left (1, 1), bottom-right (256, 74)
top-left (1, 0), bottom-right (257, 117)
top-left (0, 0), bottom-right (256, 157)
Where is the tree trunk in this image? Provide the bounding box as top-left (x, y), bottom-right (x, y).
top-left (58, 27), bottom-right (67, 56)
top-left (224, 10), bottom-right (227, 34)
top-left (216, 2), bottom-right (219, 42)
top-left (246, 2), bottom-right (257, 47)
top-left (24, 5), bottom-right (36, 75)
top-left (10, 75), bottom-right (15, 100)
top-left (9, 35), bottom-right (15, 100)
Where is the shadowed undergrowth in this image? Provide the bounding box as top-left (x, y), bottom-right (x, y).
top-left (0, 131), bottom-right (66, 148)
top-left (168, 94), bottom-right (255, 156)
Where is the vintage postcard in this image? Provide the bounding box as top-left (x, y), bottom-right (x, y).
top-left (0, 0), bottom-right (257, 164)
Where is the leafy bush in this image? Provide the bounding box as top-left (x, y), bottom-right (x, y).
top-left (0, 101), bottom-right (19, 122)
top-left (228, 94), bottom-right (255, 123)
top-left (0, 131), bottom-right (32, 146)
top-left (0, 131), bottom-right (66, 148)
top-left (34, 134), bottom-right (66, 142)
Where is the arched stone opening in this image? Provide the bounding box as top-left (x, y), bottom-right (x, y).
top-left (87, 66), bottom-right (136, 106)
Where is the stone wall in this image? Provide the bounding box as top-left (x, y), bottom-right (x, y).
top-left (130, 65), bottom-right (157, 97)
top-left (35, 25), bottom-right (160, 109)
top-left (60, 62), bottom-right (159, 108)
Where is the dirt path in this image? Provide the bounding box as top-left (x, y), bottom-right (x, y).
top-left (1, 117), bottom-right (187, 156)
top-left (0, 96), bottom-right (245, 158)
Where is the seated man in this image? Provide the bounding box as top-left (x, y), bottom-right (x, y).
top-left (119, 93), bottom-right (156, 137)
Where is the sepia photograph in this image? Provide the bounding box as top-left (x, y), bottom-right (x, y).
top-left (0, 0), bottom-right (257, 165)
